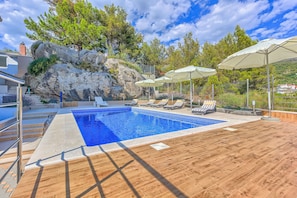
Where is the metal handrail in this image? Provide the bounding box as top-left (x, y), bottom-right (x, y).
top-left (0, 70), bottom-right (24, 184)
top-left (0, 138), bottom-right (19, 157)
top-left (0, 102), bottom-right (17, 108)
top-left (0, 120), bottom-right (18, 133)
top-left (0, 156), bottom-right (20, 183)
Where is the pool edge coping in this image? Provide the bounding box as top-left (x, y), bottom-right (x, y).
top-left (25, 106), bottom-right (261, 170)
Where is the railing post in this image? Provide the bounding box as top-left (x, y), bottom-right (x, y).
top-left (17, 83), bottom-right (23, 182)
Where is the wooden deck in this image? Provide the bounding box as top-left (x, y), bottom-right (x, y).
top-left (12, 120), bottom-right (297, 197)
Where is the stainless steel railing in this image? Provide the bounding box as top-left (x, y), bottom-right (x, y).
top-left (0, 71), bottom-right (24, 183)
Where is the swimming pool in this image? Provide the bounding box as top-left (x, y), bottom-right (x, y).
top-left (0, 107), bottom-right (16, 121)
top-left (72, 107), bottom-right (225, 146)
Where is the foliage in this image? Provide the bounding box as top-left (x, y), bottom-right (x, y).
top-left (99, 4), bottom-right (143, 59)
top-left (26, 1), bottom-right (142, 60)
top-left (273, 94), bottom-right (297, 111)
top-left (140, 38), bottom-right (166, 76)
top-left (108, 67), bottom-right (118, 77)
top-left (273, 60), bottom-right (297, 84)
top-left (40, 99), bottom-right (49, 104)
top-left (216, 91), bottom-right (270, 110)
top-left (25, 0), bottom-right (106, 51)
top-left (216, 93), bottom-right (245, 108)
top-left (178, 32), bottom-right (200, 66)
top-left (28, 55), bottom-right (58, 76)
top-left (163, 46), bottom-right (183, 71)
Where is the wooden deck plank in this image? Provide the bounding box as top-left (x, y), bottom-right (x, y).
top-left (12, 120), bottom-right (297, 197)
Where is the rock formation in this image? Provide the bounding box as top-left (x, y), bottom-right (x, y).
top-left (28, 41), bottom-right (144, 101)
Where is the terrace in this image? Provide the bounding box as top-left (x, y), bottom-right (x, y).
top-left (7, 102), bottom-right (297, 197)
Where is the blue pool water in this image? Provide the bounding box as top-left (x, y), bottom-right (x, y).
top-left (72, 107), bottom-right (225, 146)
top-left (0, 107), bottom-right (16, 121)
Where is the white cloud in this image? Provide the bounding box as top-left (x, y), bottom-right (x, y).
top-left (1, 0), bottom-right (297, 50)
top-left (0, 0), bottom-right (48, 49)
top-left (133, 0), bottom-right (191, 33)
top-left (160, 23), bottom-right (195, 43)
top-left (260, 0), bottom-right (297, 23)
top-left (193, 0), bottom-right (269, 44)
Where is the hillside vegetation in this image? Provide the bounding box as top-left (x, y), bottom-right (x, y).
top-left (274, 60), bottom-right (297, 84)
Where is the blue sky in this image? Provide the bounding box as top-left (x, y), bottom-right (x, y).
top-left (0, 0), bottom-right (296, 51)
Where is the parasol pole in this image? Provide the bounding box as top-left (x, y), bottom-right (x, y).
top-left (266, 52), bottom-right (271, 118)
top-left (190, 72), bottom-right (192, 109)
top-left (180, 82), bottom-right (182, 94)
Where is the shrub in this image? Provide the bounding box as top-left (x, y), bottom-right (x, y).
top-left (216, 93), bottom-right (244, 109)
top-left (28, 55), bottom-right (58, 76)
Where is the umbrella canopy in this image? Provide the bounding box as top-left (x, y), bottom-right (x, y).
top-left (135, 79), bottom-right (163, 87)
top-left (218, 36), bottom-right (297, 118)
top-left (135, 79), bottom-right (163, 99)
top-left (165, 66), bottom-right (217, 108)
top-left (155, 76), bottom-right (176, 101)
top-left (166, 66), bottom-right (217, 80)
top-left (154, 76), bottom-right (173, 83)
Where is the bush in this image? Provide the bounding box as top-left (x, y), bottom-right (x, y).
top-left (28, 55), bottom-right (58, 76)
top-left (216, 93), bottom-right (244, 109)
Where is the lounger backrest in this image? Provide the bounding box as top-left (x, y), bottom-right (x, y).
top-left (174, 99), bottom-right (184, 106)
top-left (95, 97), bottom-right (103, 103)
top-left (160, 99), bottom-right (168, 104)
top-left (201, 100), bottom-right (216, 109)
top-left (148, 99), bottom-right (155, 104)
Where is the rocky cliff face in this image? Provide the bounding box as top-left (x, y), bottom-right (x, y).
top-left (28, 41), bottom-right (144, 101)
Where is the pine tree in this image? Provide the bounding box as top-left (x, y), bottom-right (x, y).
top-left (24, 0), bottom-right (106, 51)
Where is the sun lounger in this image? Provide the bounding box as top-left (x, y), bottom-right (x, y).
top-left (125, 99), bottom-right (138, 106)
top-left (150, 99), bottom-right (169, 108)
top-left (140, 99), bottom-right (155, 107)
top-left (163, 99), bottom-right (184, 110)
top-left (192, 100), bottom-right (216, 115)
top-left (94, 96), bottom-right (109, 107)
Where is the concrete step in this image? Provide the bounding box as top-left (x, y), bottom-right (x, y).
top-left (2, 126), bottom-right (44, 135)
top-left (0, 138), bottom-right (41, 155)
top-left (9, 122), bottom-right (45, 130)
top-left (0, 154), bottom-right (32, 166)
top-left (1, 119), bottom-right (46, 136)
top-left (22, 111), bottom-right (56, 120)
top-left (1, 149), bottom-right (34, 160)
top-left (0, 131), bottom-right (43, 142)
top-left (26, 104), bottom-right (59, 110)
top-left (10, 118), bottom-right (47, 130)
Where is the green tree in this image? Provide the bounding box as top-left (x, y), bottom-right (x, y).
top-left (164, 46), bottom-right (183, 71)
top-left (99, 4), bottom-right (143, 59)
top-left (178, 32), bottom-right (200, 66)
top-left (200, 41), bottom-right (220, 68)
top-left (234, 25), bottom-right (257, 51)
top-left (162, 33), bottom-right (200, 75)
top-left (200, 75), bottom-right (224, 97)
top-left (25, 0), bottom-right (106, 51)
top-left (140, 38), bottom-right (166, 75)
